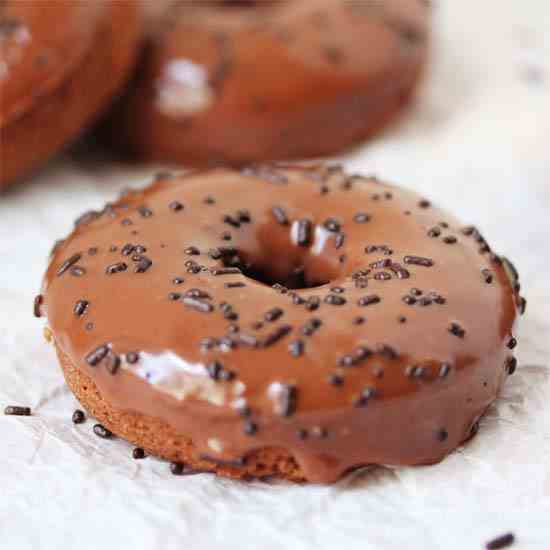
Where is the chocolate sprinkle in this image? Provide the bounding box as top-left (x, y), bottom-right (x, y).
top-left (353, 387), bottom-right (376, 407)
top-left (482, 269), bottom-right (493, 283)
top-left (169, 462), bottom-right (187, 475)
top-left (73, 299), bottom-right (89, 317)
top-left (406, 365), bottom-right (425, 378)
top-left (272, 206), bottom-right (289, 225)
top-left (72, 410), bottom-right (86, 424)
top-left (57, 253), bottom-right (82, 276)
top-left (105, 262), bottom-right (128, 275)
top-left (183, 297), bottom-right (214, 313)
top-left (33, 294), bottom-right (43, 318)
top-left (439, 363), bottom-right (452, 378)
top-left (126, 352), bottom-right (139, 364)
top-left (276, 384), bottom-right (298, 417)
top-left (121, 243), bottom-right (135, 256)
top-left (263, 324), bottom-right (292, 347)
top-left (448, 322), bottom-right (466, 338)
top-left (302, 318), bottom-right (322, 336)
top-left (506, 357), bottom-right (517, 375)
top-left (485, 533), bottom-right (515, 550)
top-left (244, 420), bottom-right (258, 435)
top-left (105, 353), bottom-right (121, 375)
top-left (70, 266), bottom-right (86, 277)
top-left (325, 294), bottom-right (346, 305)
top-left (329, 373), bottom-right (344, 386)
top-left (93, 424), bottom-right (113, 439)
top-left (358, 294), bottom-right (381, 307)
top-left (305, 296), bottom-right (320, 311)
top-left (138, 206), bottom-right (153, 218)
top-left (86, 344), bottom-right (110, 366)
top-left (404, 255), bottom-right (434, 267)
top-left (132, 448), bottom-right (146, 459)
top-left (223, 214), bottom-right (241, 228)
top-left (334, 233), bottom-right (346, 249)
top-left (239, 332), bottom-right (259, 348)
top-left (211, 267), bottom-right (241, 276)
top-left (288, 339), bottom-right (304, 357)
top-left (4, 406), bottom-right (31, 416)
top-left (353, 212), bottom-right (371, 223)
top-left (238, 210), bottom-right (251, 223)
top-left (323, 218), bottom-right (341, 232)
top-left (206, 361), bottom-right (223, 380)
top-left (296, 219), bottom-right (313, 246)
top-left (225, 281), bottom-right (246, 288)
top-left (265, 307), bottom-right (284, 322)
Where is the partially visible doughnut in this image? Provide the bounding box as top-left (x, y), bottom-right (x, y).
top-left (0, 0), bottom-right (140, 188)
top-left (114, 0), bottom-right (430, 166)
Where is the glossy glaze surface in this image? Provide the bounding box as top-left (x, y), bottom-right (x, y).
top-left (41, 165), bottom-right (522, 482)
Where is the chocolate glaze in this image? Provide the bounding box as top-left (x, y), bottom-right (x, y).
top-left (113, 0), bottom-right (430, 166)
top-left (41, 165), bottom-right (521, 482)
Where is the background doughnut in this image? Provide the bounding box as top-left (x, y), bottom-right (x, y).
top-left (110, 0), bottom-right (430, 166)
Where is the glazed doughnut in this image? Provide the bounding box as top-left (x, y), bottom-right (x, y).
top-left (114, 0), bottom-right (430, 166)
top-left (38, 165), bottom-right (523, 483)
top-left (0, 0), bottom-right (140, 188)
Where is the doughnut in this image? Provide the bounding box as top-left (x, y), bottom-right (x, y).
top-left (0, 0), bottom-right (140, 188)
top-left (113, 0), bottom-right (430, 166)
top-left (38, 164), bottom-right (524, 483)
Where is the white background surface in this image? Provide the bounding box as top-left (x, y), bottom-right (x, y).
top-left (1, 1), bottom-right (549, 548)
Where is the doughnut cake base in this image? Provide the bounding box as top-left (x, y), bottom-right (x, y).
top-left (57, 344), bottom-right (305, 481)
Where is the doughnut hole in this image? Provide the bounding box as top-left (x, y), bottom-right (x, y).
top-left (220, 219), bottom-right (343, 290)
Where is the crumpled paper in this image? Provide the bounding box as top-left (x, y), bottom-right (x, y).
top-left (1, 1), bottom-right (549, 548)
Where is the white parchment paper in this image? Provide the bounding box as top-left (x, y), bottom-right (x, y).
top-left (1, 1), bottom-right (549, 548)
